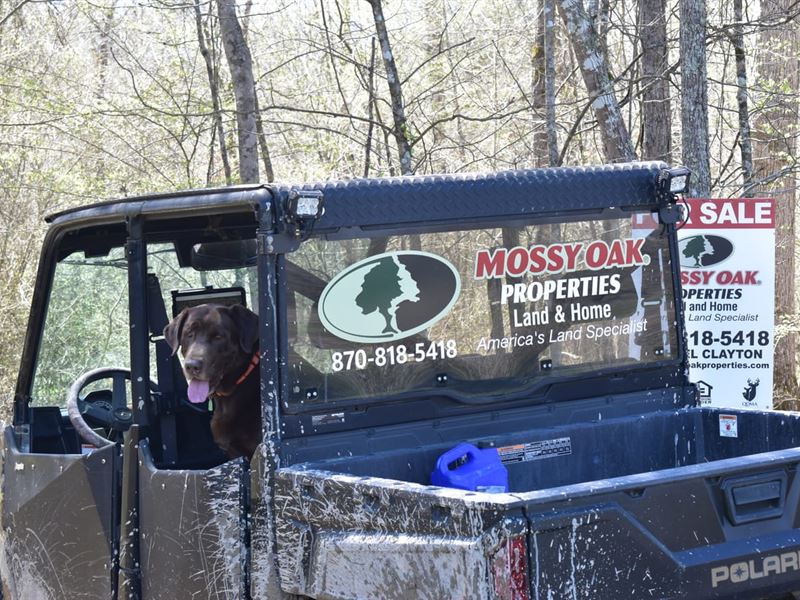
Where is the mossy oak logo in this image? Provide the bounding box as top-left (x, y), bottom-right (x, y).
top-left (679, 235), bottom-right (734, 269)
top-left (318, 251), bottom-right (461, 343)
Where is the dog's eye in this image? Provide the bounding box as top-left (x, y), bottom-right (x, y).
top-left (213, 334), bottom-right (224, 341)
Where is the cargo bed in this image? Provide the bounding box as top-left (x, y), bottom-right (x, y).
top-left (275, 392), bottom-right (800, 599)
top-left (291, 405), bottom-right (800, 493)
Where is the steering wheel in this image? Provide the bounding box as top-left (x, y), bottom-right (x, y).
top-left (66, 367), bottom-right (158, 447)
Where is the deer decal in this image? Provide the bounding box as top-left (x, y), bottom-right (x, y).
top-left (742, 378), bottom-right (760, 402)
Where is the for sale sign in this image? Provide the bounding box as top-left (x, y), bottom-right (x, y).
top-left (678, 198), bottom-right (775, 410)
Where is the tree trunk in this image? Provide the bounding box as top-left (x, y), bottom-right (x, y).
top-left (366, 0), bottom-right (413, 175)
top-left (364, 38), bottom-right (377, 177)
top-left (557, 0), bottom-right (636, 162)
top-left (217, 0), bottom-right (259, 183)
top-left (93, 2), bottom-right (115, 183)
top-left (679, 0), bottom-right (710, 195)
top-left (732, 0), bottom-right (753, 191)
top-left (531, 0), bottom-right (560, 167)
top-left (753, 0), bottom-right (799, 395)
top-left (237, 0), bottom-right (274, 183)
top-left (195, 0), bottom-right (232, 185)
top-left (96, 2), bottom-right (115, 99)
top-left (639, 0), bottom-right (671, 162)
top-left (254, 94), bottom-right (275, 182)
top-left (544, 0), bottom-right (559, 167)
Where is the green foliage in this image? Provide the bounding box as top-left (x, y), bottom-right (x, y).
top-left (32, 250), bottom-right (130, 405)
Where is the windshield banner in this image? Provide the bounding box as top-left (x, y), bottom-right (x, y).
top-left (677, 198), bottom-right (774, 410)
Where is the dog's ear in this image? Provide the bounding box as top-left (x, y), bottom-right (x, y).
top-left (163, 309), bottom-right (189, 355)
top-left (228, 304), bottom-right (259, 353)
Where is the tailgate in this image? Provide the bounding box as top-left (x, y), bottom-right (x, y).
top-left (524, 448), bottom-right (800, 599)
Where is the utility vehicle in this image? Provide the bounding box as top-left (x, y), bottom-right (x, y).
top-left (4, 163), bottom-right (800, 599)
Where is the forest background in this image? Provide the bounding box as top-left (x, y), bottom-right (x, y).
top-left (1, 0), bottom-right (799, 407)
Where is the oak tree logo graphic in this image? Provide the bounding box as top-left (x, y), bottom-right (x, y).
top-left (319, 251), bottom-right (460, 343)
top-left (678, 235), bottom-right (734, 269)
top-left (354, 256), bottom-right (420, 334)
top-left (682, 235), bottom-right (714, 268)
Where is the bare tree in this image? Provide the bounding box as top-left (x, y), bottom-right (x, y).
top-left (543, 0), bottom-right (559, 167)
top-left (753, 0), bottom-right (799, 395)
top-left (639, 0), bottom-right (671, 162)
top-left (95, 2), bottom-right (115, 99)
top-left (732, 0), bottom-right (753, 189)
top-left (680, 0), bottom-right (710, 195)
top-left (254, 95), bottom-right (275, 182)
top-left (194, 0), bottom-right (232, 185)
top-left (217, 0), bottom-right (259, 183)
top-left (364, 38), bottom-right (377, 177)
top-left (366, 0), bottom-right (413, 175)
top-left (533, 0), bottom-right (559, 166)
top-left (557, 0), bottom-right (636, 162)
top-left (7, 0), bottom-right (800, 406)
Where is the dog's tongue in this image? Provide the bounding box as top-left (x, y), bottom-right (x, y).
top-left (187, 380), bottom-right (210, 404)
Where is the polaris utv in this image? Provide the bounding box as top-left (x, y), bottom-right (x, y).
top-left (4, 163), bottom-right (800, 599)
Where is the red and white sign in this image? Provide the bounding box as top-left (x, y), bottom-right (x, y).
top-left (678, 198), bottom-right (774, 229)
top-left (679, 198), bottom-right (775, 411)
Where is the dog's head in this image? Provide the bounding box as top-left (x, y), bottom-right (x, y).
top-left (163, 303), bottom-right (259, 403)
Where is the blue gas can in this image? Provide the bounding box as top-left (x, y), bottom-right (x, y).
top-left (431, 443), bottom-right (508, 492)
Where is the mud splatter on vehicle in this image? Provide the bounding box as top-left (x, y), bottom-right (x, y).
top-left (3, 164), bottom-right (799, 599)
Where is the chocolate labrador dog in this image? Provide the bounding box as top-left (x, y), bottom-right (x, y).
top-left (163, 303), bottom-right (261, 460)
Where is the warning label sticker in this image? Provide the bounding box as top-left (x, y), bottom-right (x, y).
top-left (720, 414), bottom-right (738, 438)
top-left (497, 437), bottom-right (572, 464)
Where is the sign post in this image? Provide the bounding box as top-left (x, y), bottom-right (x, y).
top-left (678, 198), bottom-right (775, 410)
